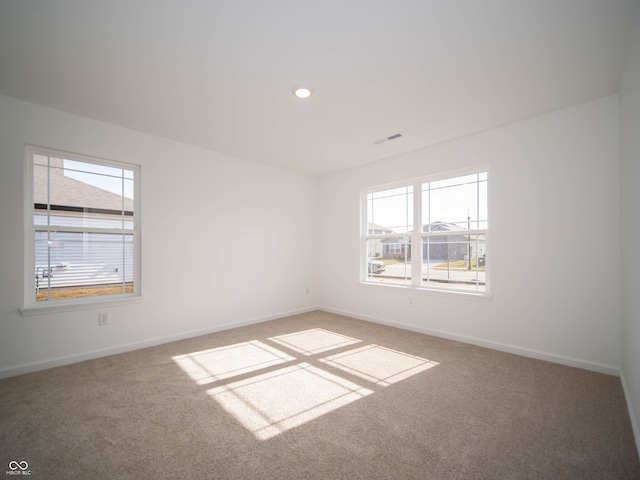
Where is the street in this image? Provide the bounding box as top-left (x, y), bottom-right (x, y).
top-left (371, 261), bottom-right (486, 290)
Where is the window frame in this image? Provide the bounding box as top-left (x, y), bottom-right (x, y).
top-left (21, 145), bottom-right (142, 315)
top-left (361, 166), bottom-right (490, 300)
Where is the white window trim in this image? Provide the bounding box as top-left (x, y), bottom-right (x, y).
top-left (21, 145), bottom-right (142, 316)
top-left (358, 281), bottom-right (493, 302)
top-left (361, 165), bottom-right (491, 300)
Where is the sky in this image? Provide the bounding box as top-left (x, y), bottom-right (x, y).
top-left (64, 159), bottom-right (135, 200)
top-left (368, 173), bottom-right (488, 233)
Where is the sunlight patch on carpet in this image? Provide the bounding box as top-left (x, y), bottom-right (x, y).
top-left (172, 341), bottom-right (294, 386)
top-left (269, 328), bottom-right (361, 355)
top-left (206, 362), bottom-right (373, 440)
top-left (319, 344), bottom-right (439, 386)
top-left (173, 328), bottom-right (439, 440)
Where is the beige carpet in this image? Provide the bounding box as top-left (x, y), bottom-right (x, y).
top-left (1, 310), bottom-right (638, 479)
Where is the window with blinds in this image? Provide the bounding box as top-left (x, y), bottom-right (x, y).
top-left (26, 146), bottom-right (140, 306)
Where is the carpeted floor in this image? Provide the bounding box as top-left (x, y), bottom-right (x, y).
top-left (1, 310), bottom-right (638, 479)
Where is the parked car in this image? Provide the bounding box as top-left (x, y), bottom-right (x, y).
top-left (368, 259), bottom-right (386, 274)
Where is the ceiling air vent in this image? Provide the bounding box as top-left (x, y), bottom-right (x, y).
top-left (373, 133), bottom-right (403, 145)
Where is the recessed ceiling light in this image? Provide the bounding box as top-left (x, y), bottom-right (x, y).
top-left (292, 85), bottom-right (314, 99)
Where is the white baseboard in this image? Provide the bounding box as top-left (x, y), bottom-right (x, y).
top-left (0, 306), bottom-right (318, 379)
top-left (319, 306), bottom-right (621, 376)
top-left (620, 370), bottom-right (640, 460)
top-left (1, 304), bottom-right (621, 380)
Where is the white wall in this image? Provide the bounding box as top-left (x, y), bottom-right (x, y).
top-left (620, 5), bottom-right (640, 457)
top-left (318, 95), bottom-right (621, 374)
top-left (0, 94), bottom-right (318, 376)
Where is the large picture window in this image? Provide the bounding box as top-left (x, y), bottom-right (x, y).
top-left (24, 146), bottom-right (140, 309)
top-left (363, 168), bottom-right (488, 295)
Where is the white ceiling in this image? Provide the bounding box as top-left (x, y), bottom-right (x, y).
top-left (0, 0), bottom-right (638, 177)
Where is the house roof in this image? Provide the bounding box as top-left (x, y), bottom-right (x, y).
top-left (379, 222), bottom-right (471, 242)
top-left (34, 157), bottom-right (133, 213)
top-left (1, 1), bottom-right (637, 177)
top-left (367, 222), bottom-right (394, 234)
top-left (425, 221), bottom-right (466, 233)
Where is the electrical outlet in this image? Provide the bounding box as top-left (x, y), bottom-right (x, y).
top-left (98, 313), bottom-right (109, 326)
top-left (408, 298), bottom-right (414, 307)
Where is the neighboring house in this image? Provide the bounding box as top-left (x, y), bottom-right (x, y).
top-left (367, 223), bottom-right (394, 236)
top-left (421, 221), bottom-right (470, 261)
top-left (34, 157), bottom-right (134, 291)
top-left (381, 236), bottom-right (411, 260)
top-left (366, 222), bottom-right (394, 258)
top-left (381, 221), bottom-right (486, 261)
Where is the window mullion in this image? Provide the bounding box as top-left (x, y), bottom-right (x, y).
top-left (411, 181), bottom-right (421, 286)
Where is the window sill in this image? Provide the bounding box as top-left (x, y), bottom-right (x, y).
top-left (359, 281), bottom-right (492, 302)
top-left (20, 295), bottom-right (144, 316)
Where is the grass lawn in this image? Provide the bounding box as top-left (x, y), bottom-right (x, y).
top-left (434, 260), bottom-right (486, 271)
top-left (381, 258), bottom-right (403, 265)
